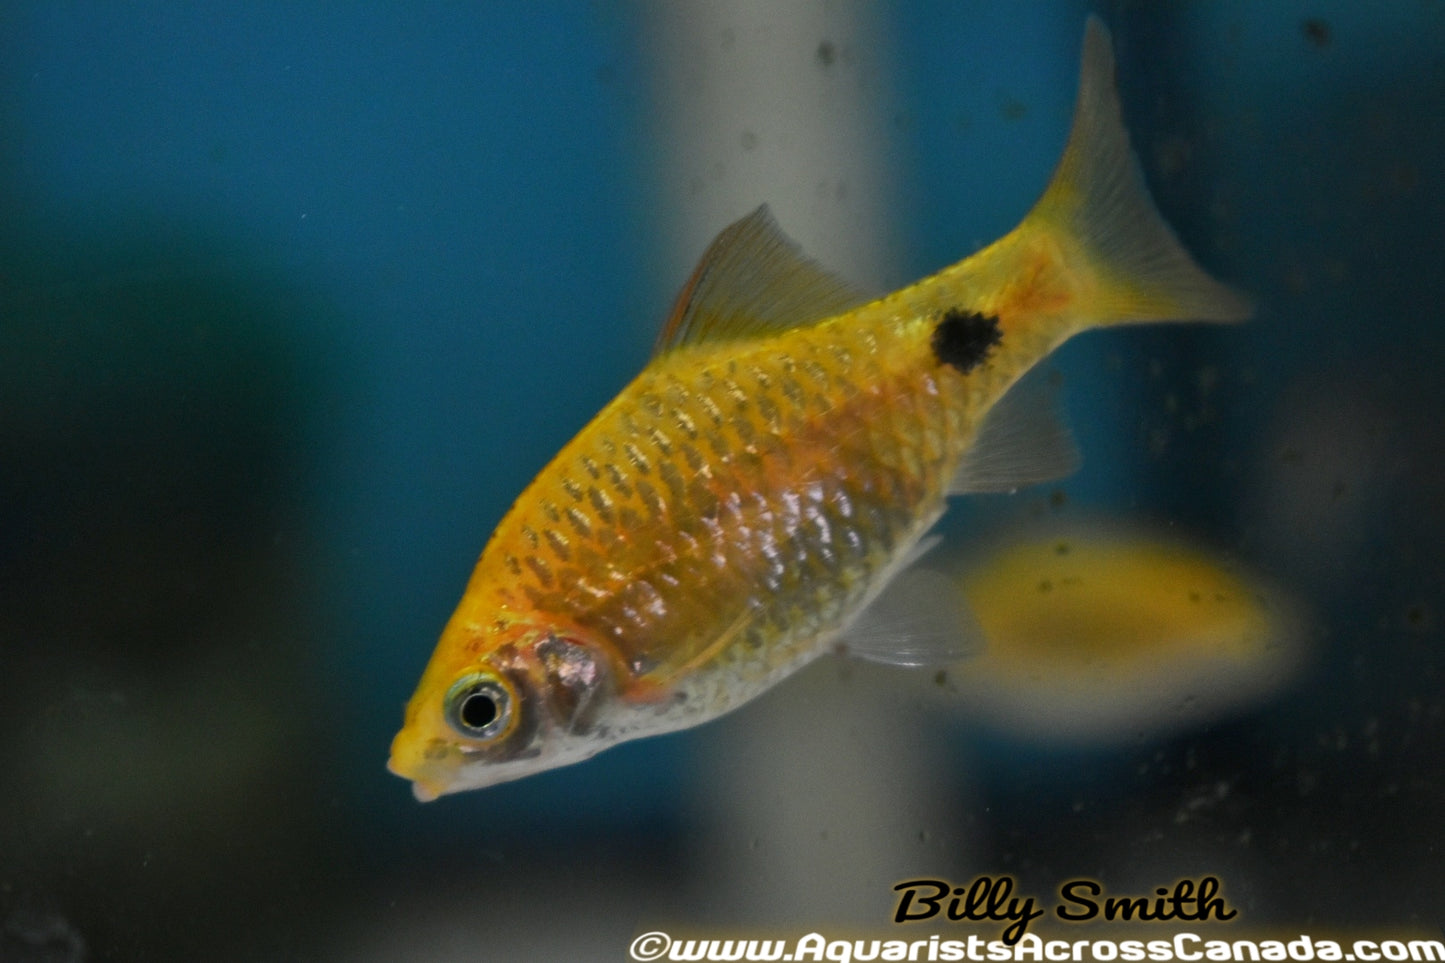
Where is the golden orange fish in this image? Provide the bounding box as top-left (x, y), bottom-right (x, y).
top-left (388, 18), bottom-right (1250, 800)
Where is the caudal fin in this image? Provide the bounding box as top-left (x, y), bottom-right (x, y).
top-left (1029, 17), bottom-right (1251, 326)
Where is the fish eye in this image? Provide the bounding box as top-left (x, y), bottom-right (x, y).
top-left (444, 672), bottom-right (515, 742)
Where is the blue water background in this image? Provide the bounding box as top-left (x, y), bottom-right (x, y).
top-left (2, 2), bottom-right (1442, 959)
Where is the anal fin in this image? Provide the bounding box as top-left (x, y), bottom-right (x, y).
top-left (950, 371), bottom-right (1080, 495)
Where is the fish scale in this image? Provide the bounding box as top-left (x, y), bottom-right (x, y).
top-left (477, 321), bottom-right (970, 712)
top-left (388, 18), bottom-right (1252, 798)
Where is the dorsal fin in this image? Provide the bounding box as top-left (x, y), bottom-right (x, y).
top-left (652, 205), bottom-right (874, 356)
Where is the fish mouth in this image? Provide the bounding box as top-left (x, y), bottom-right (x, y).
top-left (387, 730), bottom-right (457, 802)
top-left (384, 754), bottom-right (441, 802)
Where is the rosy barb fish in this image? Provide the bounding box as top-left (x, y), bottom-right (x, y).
top-left (388, 18), bottom-right (1250, 800)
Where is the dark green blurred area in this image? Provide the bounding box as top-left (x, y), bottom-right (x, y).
top-left (0, 226), bottom-right (337, 959)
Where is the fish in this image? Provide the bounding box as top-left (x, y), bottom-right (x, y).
top-left (936, 520), bottom-right (1303, 743)
top-left (387, 17), bottom-right (1251, 800)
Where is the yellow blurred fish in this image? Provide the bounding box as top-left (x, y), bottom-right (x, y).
top-left (940, 522), bottom-right (1302, 743)
top-left (388, 18), bottom-right (1250, 800)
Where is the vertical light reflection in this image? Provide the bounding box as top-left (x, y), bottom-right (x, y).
top-left (641, 0), bottom-right (972, 922)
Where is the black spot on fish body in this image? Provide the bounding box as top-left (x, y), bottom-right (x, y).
top-left (931, 308), bottom-right (1002, 374)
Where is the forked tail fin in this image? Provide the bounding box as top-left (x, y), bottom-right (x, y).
top-left (1028, 17), bottom-right (1251, 326)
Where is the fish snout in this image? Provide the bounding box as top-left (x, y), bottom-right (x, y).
top-left (387, 727), bottom-right (458, 802)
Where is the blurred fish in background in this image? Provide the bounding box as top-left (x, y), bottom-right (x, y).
top-left (938, 519), bottom-right (1304, 743)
